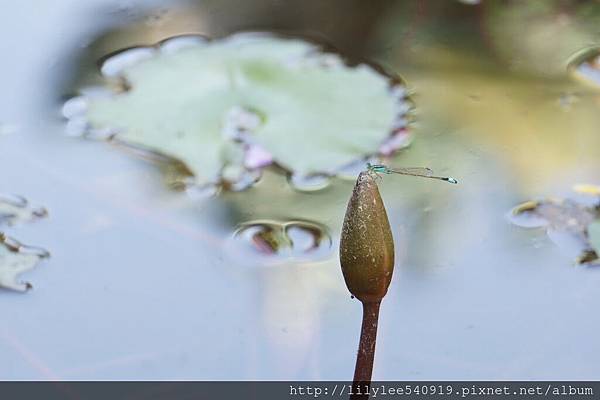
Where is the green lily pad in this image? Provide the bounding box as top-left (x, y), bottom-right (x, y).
top-left (64, 33), bottom-right (411, 190)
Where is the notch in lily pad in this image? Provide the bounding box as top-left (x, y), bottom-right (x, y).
top-left (63, 32), bottom-right (414, 195)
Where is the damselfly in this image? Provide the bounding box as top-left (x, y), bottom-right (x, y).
top-left (366, 162), bottom-right (458, 184)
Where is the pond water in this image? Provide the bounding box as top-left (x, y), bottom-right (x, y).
top-left (1, 0), bottom-right (600, 379)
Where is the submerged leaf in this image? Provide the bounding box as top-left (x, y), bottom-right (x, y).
top-left (66, 33), bottom-right (411, 191)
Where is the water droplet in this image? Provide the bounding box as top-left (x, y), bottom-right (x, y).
top-left (394, 101), bottom-right (412, 116)
top-left (66, 115), bottom-right (115, 139)
top-left (390, 83), bottom-right (413, 134)
top-left (65, 116), bottom-right (89, 137)
top-left (61, 96), bottom-right (88, 119)
top-left (184, 182), bottom-right (220, 199)
top-left (222, 106), bottom-right (263, 140)
top-left (232, 220), bottom-right (332, 264)
top-left (390, 85), bottom-right (407, 101)
top-left (289, 52), bottom-right (344, 69)
top-left (244, 144), bottom-right (272, 169)
top-left (221, 164), bottom-right (245, 183)
top-left (100, 47), bottom-right (156, 78)
top-left (160, 35), bottom-right (207, 54)
top-left (568, 47), bottom-right (600, 89)
top-left (288, 173), bottom-right (331, 192)
top-left (227, 169), bottom-right (262, 192)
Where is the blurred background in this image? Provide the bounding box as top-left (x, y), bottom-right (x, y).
top-left (1, 0), bottom-right (600, 380)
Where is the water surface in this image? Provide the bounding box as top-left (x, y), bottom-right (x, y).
top-left (1, 0), bottom-right (600, 380)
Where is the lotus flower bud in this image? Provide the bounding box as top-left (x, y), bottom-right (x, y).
top-left (340, 171), bottom-right (394, 303)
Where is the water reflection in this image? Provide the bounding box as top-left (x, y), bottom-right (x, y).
top-left (232, 219), bottom-right (332, 263)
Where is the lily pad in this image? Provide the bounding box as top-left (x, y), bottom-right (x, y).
top-left (0, 194), bottom-right (48, 226)
top-left (0, 195), bottom-right (49, 292)
top-left (64, 33), bottom-right (412, 191)
top-left (509, 185), bottom-right (600, 265)
top-left (0, 234), bottom-right (49, 292)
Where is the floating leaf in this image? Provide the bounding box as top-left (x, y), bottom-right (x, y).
top-left (0, 194), bottom-right (48, 226)
top-left (509, 186), bottom-right (600, 265)
top-left (65, 33), bottom-right (411, 192)
top-left (0, 194), bottom-right (49, 292)
top-left (0, 234), bottom-right (49, 292)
